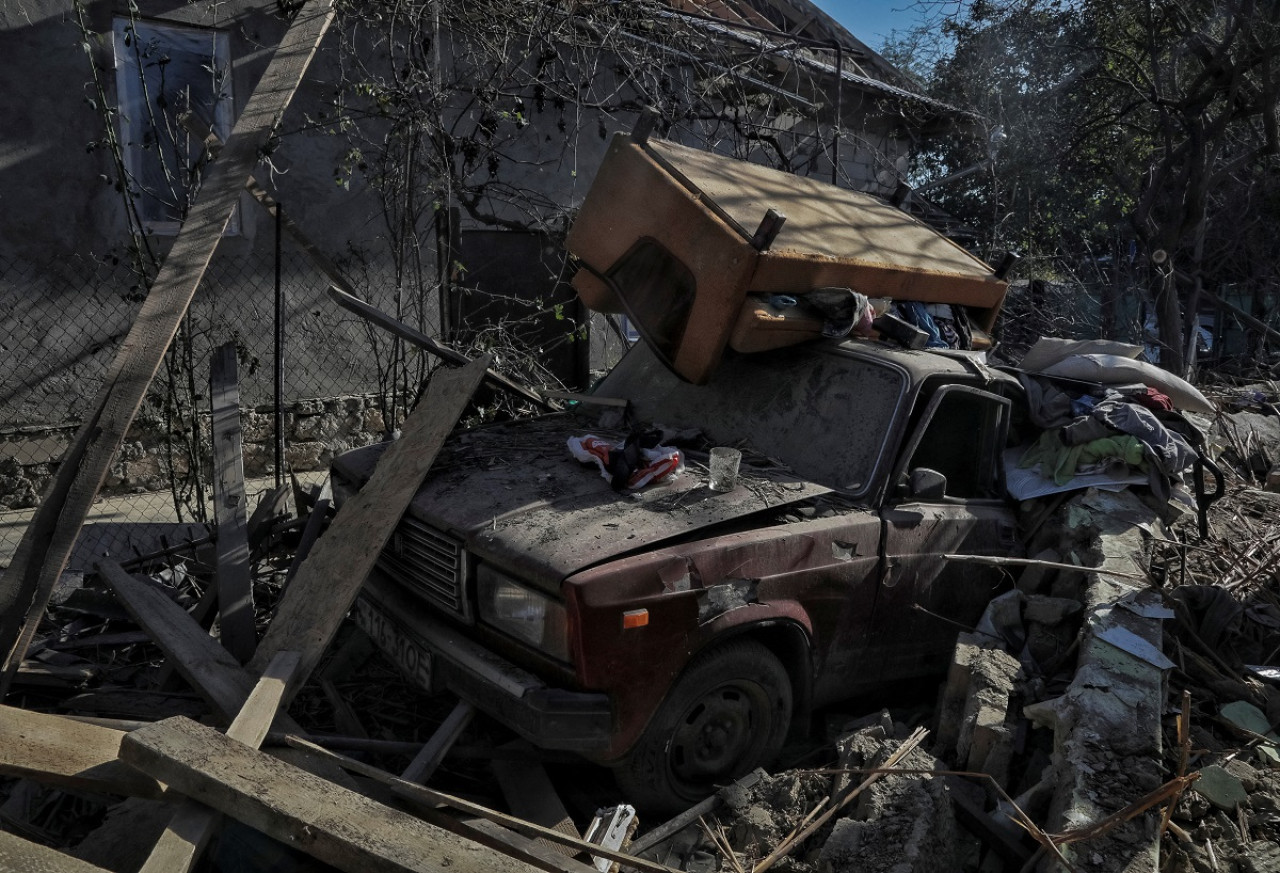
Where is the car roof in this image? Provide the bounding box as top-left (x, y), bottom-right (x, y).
top-left (820, 337), bottom-right (1020, 389)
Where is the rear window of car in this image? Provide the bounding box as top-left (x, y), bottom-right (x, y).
top-left (594, 342), bottom-right (908, 496)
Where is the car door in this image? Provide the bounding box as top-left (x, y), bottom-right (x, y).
top-left (869, 384), bottom-right (1022, 684)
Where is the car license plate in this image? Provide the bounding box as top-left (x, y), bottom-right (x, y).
top-left (355, 598), bottom-right (434, 692)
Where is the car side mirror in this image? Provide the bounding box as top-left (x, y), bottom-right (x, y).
top-left (909, 468), bottom-right (947, 500)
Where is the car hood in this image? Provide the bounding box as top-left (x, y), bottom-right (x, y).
top-left (332, 415), bottom-right (832, 591)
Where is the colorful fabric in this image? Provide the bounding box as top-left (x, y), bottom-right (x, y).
top-left (568, 435), bottom-right (683, 491)
top-left (1019, 429), bottom-right (1148, 485)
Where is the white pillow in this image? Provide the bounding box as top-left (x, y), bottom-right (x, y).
top-left (1019, 337), bottom-right (1144, 372)
top-left (1039, 354), bottom-right (1214, 413)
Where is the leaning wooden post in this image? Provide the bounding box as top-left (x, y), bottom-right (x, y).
top-left (210, 342), bottom-right (255, 663)
top-left (0, 1), bottom-right (337, 695)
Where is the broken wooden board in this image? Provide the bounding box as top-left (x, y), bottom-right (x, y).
top-left (60, 689), bottom-right (208, 722)
top-left (0, 0), bottom-right (337, 695)
top-left (0, 706), bottom-right (162, 799)
top-left (0, 830), bottom-right (113, 873)
top-left (209, 342), bottom-right (255, 663)
top-left (283, 482), bottom-right (330, 585)
top-left (281, 735), bottom-right (682, 873)
top-left (97, 560), bottom-right (253, 722)
top-left (119, 716), bottom-right (542, 873)
top-left (401, 700), bottom-right (473, 784)
top-left (463, 819), bottom-right (601, 873)
top-left (247, 355), bottom-right (490, 700)
top-left (493, 750), bottom-right (581, 859)
top-left (139, 651), bottom-right (300, 873)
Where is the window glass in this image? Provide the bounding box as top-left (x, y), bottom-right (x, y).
top-left (606, 239), bottom-right (695, 368)
top-left (595, 341), bottom-right (907, 496)
top-left (113, 18), bottom-right (234, 234)
top-left (907, 389), bottom-right (1005, 498)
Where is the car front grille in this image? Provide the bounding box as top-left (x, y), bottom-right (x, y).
top-left (376, 516), bottom-right (471, 621)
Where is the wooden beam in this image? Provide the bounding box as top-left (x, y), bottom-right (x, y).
top-left (493, 750), bottom-right (580, 859)
top-left (0, 0), bottom-right (337, 695)
top-left (93, 560), bottom-right (339, 760)
top-left (0, 830), bottom-right (113, 873)
top-left (280, 735), bottom-right (682, 873)
top-left (246, 355), bottom-right (489, 701)
top-left (120, 717), bottom-right (542, 873)
top-left (400, 700), bottom-right (474, 784)
top-left (97, 560), bottom-right (253, 722)
top-left (139, 651), bottom-right (300, 873)
top-left (0, 706), bottom-right (163, 799)
top-left (462, 820), bottom-right (601, 873)
top-left (209, 342), bottom-right (255, 663)
top-left (283, 483), bottom-right (330, 585)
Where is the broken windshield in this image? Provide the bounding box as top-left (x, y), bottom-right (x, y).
top-left (594, 342), bottom-right (908, 496)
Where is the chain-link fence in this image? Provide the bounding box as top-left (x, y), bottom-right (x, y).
top-left (0, 242), bottom-right (427, 567)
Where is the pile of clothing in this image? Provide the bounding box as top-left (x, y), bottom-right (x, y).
top-left (1013, 338), bottom-right (1214, 503)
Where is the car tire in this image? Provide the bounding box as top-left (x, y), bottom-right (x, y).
top-left (613, 639), bottom-right (792, 814)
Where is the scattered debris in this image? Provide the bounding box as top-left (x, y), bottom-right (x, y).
top-left (6, 39), bottom-right (1280, 872)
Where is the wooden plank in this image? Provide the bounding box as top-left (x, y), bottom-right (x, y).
top-left (119, 717), bottom-right (542, 873)
top-left (462, 820), bottom-right (601, 873)
top-left (247, 356), bottom-right (489, 699)
top-left (97, 559), bottom-right (253, 722)
top-left (283, 484), bottom-right (330, 585)
top-left (246, 483), bottom-right (293, 550)
top-left (224, 651), bottom-right (300, 748)
top-left (400, 700), bottom-right (473, 784)
top-left (210, 342), bottom-right (255, 663)
top-left (280, 735), bottom-right (682, 873)
top-left (0, 706), bottom-right (162, 799)
top-left (0, 830), bottom-right (113, 873)
top-left (91, 561), bottom-right (339, 751)
top-left (493, 750), bottom-right (580, 859)
top-left (0, 0), bottom-right (337, 695)
top-left (62, 689), bottom-right (208, 722)
top-left (139, 651), bottom-right (301, 873)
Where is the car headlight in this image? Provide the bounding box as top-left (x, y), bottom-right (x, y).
top-left (476, 565), bottom-right (570, 661)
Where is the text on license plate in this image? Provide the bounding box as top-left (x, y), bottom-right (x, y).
top-left (355, 598), bottom-right (434, 692)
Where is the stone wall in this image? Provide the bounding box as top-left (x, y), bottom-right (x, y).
top-left (0, 394), bottom-right (388, 511)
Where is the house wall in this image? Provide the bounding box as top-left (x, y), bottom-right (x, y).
top-left (0, 0), bottom-right (921, 429)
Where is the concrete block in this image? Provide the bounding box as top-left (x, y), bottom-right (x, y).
top-left (1025, 595), bottom-right (1083, 626)
top-left (935, 632), bottom-right (996, 758)
top-left (1030, 489), bottom-right (1167, 873)
top-left (954, 648), bottom-right (1021, 770)
top-left (1194, 764), bottom-right (1248, 811)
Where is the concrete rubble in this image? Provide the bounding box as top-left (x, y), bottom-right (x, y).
top-left (629, 406), bottom-right (1280, 873)
top-left (4, 393), bottom-right (1280, 873)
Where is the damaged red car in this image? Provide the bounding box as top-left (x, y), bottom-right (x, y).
top-left (331, 336), bottom-right (1027, 812)
top-left (330, 131), bottom-right (1029, 812)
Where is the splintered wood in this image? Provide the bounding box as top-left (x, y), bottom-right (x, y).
top-left (247, 355), bottom-right (490, 699)
top-left (120, 717), bottom-right (543, 873)
top-left (0, 706), bottom-right (162, 800)
top-left (138, 651), bottom-right (299, 873)
top-left (0, 0), bottom-right (338, 694)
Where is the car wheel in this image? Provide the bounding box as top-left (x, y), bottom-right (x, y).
top-left (613, 639), bottom-right (792, 814)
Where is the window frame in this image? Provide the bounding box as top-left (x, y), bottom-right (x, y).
top-left (893, 383), bottom-right (1012, 502)
top-left (111, 16), bottom-right (236, 236)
